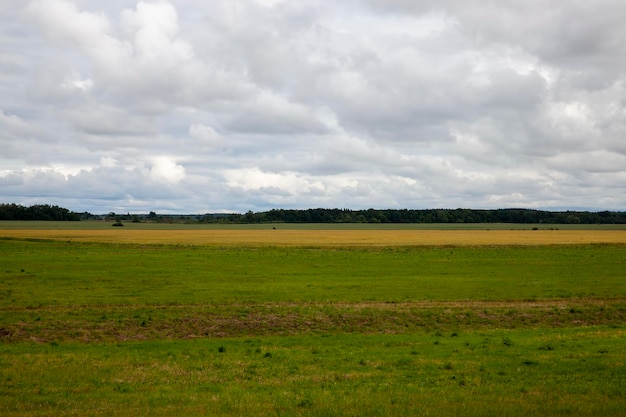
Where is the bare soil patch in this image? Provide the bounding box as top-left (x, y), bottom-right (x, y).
top-left (3, 299), bottom-right (623, 343)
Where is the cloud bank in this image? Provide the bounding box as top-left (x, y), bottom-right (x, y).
top-left (1, 0), bottom-right (625, 213)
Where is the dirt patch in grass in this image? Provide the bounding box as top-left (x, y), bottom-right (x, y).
top-left (2, 299), bottom-right (623, 344)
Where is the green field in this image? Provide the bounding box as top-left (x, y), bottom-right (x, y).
top-left (1, 229), bottom-right (625, 416)
top-left (1, 240), bottom-right (625, 307)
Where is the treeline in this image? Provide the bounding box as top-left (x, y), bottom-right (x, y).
top-left (3, 204), bottom-right (626, 224)
top-left (200, 208), bottom-right (626, 224)
top-left (0, 204), bottom-right (82, 221)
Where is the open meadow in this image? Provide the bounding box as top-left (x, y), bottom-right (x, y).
top-left (1, 223), bottom-right (625, 416)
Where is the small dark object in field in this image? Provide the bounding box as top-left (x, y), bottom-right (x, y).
top-left (218, 346), bottom-right (226, 353)
top-left (298, 399), bottom-right (313, 408)
top-left (0, 327), bottom-right (13, 339)
top-left (112, 221), bottom-right (124, 227)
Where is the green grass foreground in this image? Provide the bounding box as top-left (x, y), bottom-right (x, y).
top-left (1, 238), bottom-right (625, 416)
top-left (2, 329), bottom-right (624, 417)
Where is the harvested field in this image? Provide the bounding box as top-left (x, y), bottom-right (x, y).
top-left (2, 228), bottom-right (626, 246)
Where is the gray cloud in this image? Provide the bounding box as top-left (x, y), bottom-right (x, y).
top-left (1, 0), bottom-right (625, 213)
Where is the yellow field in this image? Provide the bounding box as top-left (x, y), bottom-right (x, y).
top-left (2, 229), bottom-right (626, 246)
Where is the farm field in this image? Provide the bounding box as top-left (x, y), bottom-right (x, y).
top-left (1, 224), bottom-right (625, 416)
top-left (2, 222), bottom-right (626, 246)
top-left (2, 219), bottom-right (626, 231)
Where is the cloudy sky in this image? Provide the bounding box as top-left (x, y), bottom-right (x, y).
top-left (1, 0), bottom-right (625, 214)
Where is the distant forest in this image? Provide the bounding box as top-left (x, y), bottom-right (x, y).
top-left (3, 203), bottom-right (625, 224)
top-left (221, 208), bottom-right (626, 224)
top-left (0, 204), bottom-right (81, 221)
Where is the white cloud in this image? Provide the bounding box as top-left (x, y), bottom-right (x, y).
top-left (24, 0), bottom-right (111, 46)
top-left (188, 124), bottom-right (222, 147)
top-left (0, 110), bottom-right (32, 135)
top-left (61, 73), bottom-right (93, 93)
top-left (100, 157), bottom-right (118, 168)
top-left (224, 168), bottom-right (305, 194)
top-left (0, 0), bottom-right (625, 213)
top-left (255, 0), bottom-right (286, 7)
top-left (149, 156), bottom-right (186, 183)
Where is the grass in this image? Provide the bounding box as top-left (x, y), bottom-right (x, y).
top-left (1, 329), bottom-right (624, 416)
top-left (0, 226), bottom-right (625, 415)
top-left (1, 240), bottom-right (625, 307)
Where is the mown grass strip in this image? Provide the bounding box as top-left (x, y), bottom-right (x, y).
top-left (2, 240), bottom-right (625, 307)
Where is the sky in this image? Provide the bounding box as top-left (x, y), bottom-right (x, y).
top-left (1, 0), bottom-right (625, 214)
